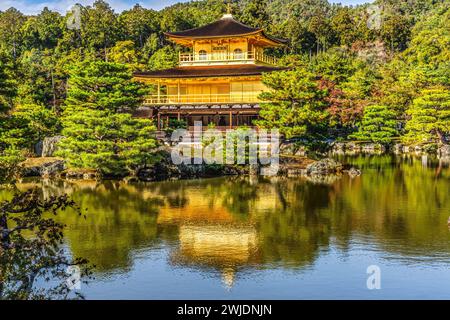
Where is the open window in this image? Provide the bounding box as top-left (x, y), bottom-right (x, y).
top-left (198, 50), bottom-right (207, 60)
top-left (233, 48), bottom-right (243, 59)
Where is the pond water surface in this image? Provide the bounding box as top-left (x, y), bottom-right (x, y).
top-left (3, 154), bottom-right (450, 299)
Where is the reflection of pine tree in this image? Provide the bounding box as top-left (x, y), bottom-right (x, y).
top-left (219, 179), bottom-right (259, 220)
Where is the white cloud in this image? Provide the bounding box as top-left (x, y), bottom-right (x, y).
top-left (0, 0), bottom-right (178, 15)
top-left (0, 0), bottom-right (373, 16)
top-left (329, 0), bottom-right (373, 5)
top-left (1, 0), bottom-right (85, 15)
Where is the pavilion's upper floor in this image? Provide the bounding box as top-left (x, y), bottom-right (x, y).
top-left (165, 14), bottom-right (286, 67)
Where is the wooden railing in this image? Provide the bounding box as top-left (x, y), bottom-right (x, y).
top-left (144, 93), bottom-right (261, 105)
top-left (179, 51), bottom-right (278, 66)
top-left (254, 51), bottom-right (279, 65)
top-left (187, 126), bottom-right (258, 132)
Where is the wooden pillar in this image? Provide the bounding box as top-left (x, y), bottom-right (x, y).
top-left (229, 111), bottom-right (233, 129)
top-left (177, 111), bottom-right (181, 121)
top-left (210, 40), bottom-right (213, 60)
top-left (177, 79), bottom-right (180, 103)
top-left (157, 112), bottom-right (161, 130)
top-left (246, 38), bottom-right (249, 59)
top-left (157, 81), bottom-right (160, 103)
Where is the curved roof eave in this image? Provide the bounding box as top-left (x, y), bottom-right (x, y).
top-left (165, 30), bottom-right (287, 46)
top-left (163, 15), bottom-right (287, 46)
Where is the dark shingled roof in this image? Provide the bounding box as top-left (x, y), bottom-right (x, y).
top-left (134, 65), bottom-right (288, 79)
top-left (165, 15), bottom-right (287, 44)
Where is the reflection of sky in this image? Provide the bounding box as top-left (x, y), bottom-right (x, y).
top-left (82, 242), bottom-right (450, 299)
top-left (1, 0), bottom-right (373, 15)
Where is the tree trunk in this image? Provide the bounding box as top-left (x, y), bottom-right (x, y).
top-left (51, 68), bottom-right (56, 110)
top-left (436, 129), bottom-right (446, 145)
top-left (0, 214), bottom-right (10, 247)
top-left (0, 268), bottom-right (4, 299)
top-left (12, 40), bottom-right (16, 60)
top-left (0, 214), bottom-right (11, 298)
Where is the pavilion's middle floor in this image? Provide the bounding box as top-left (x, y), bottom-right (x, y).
top-left (142, 77), bottom-right (267, 106)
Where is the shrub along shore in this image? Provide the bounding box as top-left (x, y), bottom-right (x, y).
top-left (18, 138), bottom-right (449, 182)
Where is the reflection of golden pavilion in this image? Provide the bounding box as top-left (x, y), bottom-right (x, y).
top-left (156, 188), bottom-right (259, 288)
top-left (171, 224), bottom-right (258, 289)
top-left (156, 189), bottom-right (235, 224)
top-left (157, 205), bottom-right (234, 224)
top-left (149, 179), bottom-right (295, 288)
top-left (155, 182), bottom-right (278, 225)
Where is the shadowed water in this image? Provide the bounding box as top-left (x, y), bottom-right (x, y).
top-left (2, 154), bottom-right (450, 299)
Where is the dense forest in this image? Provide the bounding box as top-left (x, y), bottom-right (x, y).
top-left (0, 0), bottom-right (449, 177)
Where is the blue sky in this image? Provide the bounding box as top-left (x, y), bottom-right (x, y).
top-left (0, 0), bottom-right (373, 15)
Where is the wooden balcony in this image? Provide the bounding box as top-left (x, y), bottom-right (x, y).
top-left (179, 51), bottom-right (278, 66)
top-left (144, 93), bottom-right (262, 105)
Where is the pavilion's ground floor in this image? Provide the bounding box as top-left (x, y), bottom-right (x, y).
top-left (135, 104), bottom-right (260, 131)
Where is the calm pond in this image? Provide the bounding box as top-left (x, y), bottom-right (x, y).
top-left (3, 154), bottom-right (450, 299)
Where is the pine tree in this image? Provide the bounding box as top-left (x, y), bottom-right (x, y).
top-left (239, 0), bottom-right (271, 30)
top-left (255, 67), bottom-right (329, 147)
top-left (350, 104), bottom-right (398, 144)
top-left (148, 46), bottom-right (178, 71)
top-left (0, 60), bottom-right (16, 113)
top-left (118, 4), bottom-right (159, 49)
top-left (0, 8), bottom-right (26, 60)
top-left (81, 0), bottom-right (121, 61)
top-left (403, 87), bottom-right (450, 144)
top-left (0, 104), bottom-right (60, 151)
top-left (0, 58), bottom-right (21, 183)
top-left (57, 60), bottom-right (157, 176)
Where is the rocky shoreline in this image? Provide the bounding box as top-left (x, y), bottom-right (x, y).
top-left (22, 136), bottom-right (448, 183)
top-left (332, 141), bottom-right (450, 156)
top-left (20, 151), bottom-right (359, 183)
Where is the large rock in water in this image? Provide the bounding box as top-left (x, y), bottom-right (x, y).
top-left (279, 142), bottom-right (307, 156)
top-left (306, 158), bottom-right (343, 175)
top-left (331, 142), bottom-right (346, 152)
top-left (21, 158), bottom-right (65, 177)
top-left (34, 140), bottom-right (43, 157)
top-left (362, 143), bottom-right (385, 153)
top-left (136, 149), bottom-right (235, 181)
top-left (137, 151), bottom-right (181, 181)
top-left (42, 136), bottom-right (64, 157)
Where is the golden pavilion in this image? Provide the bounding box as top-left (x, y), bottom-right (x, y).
top-left (134, 13), bottom-right (287, 131)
